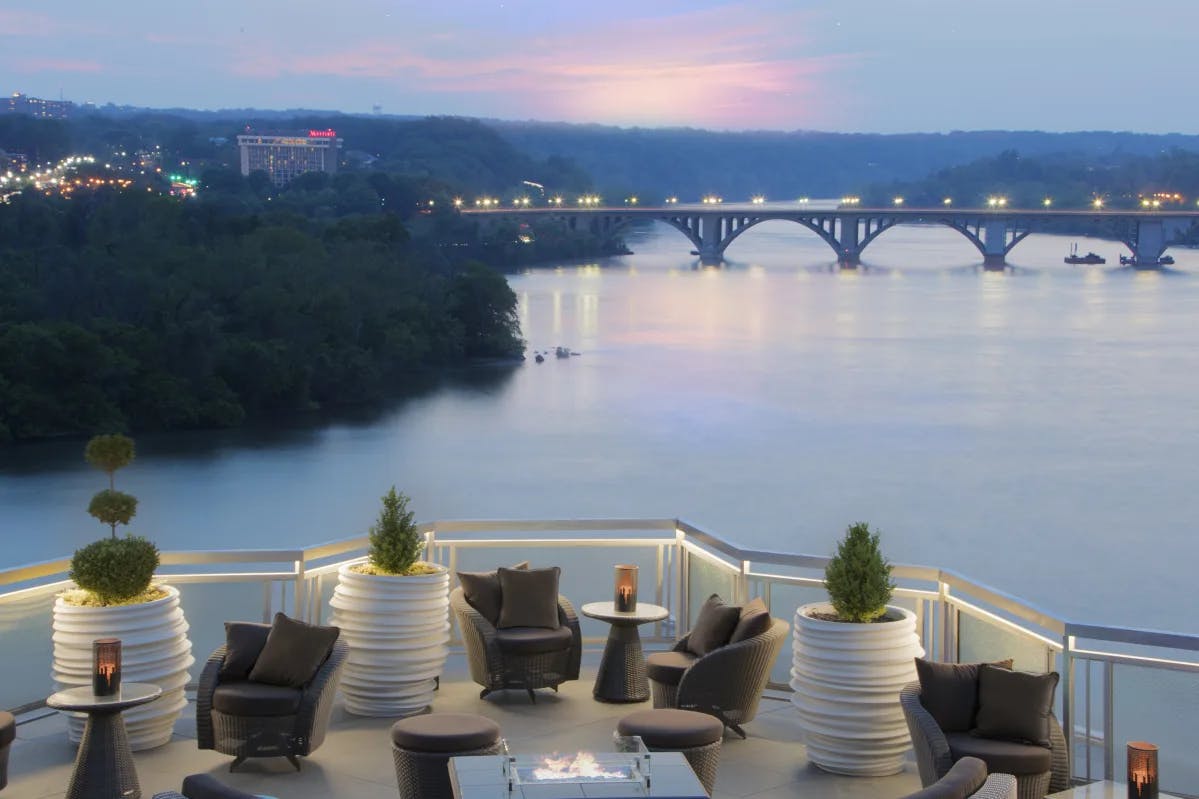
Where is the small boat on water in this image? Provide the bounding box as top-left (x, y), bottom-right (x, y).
top-left (1064, 244), bottom-right (1105, 265)
top-left (1119, 254), bottom-right (1174, 266)
top-left (555, 346), bottom-right (571, 359)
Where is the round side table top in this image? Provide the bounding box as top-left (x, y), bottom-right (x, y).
top-left (581, 601), bottom-right (670, 625)
top-left (47, 682), bottom-right (163, 713)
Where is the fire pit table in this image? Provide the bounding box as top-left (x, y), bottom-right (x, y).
top-left (449, 740), bottom-right (709, 799)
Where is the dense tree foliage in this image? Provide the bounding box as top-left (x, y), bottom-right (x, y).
top-left (0, 188), bottom-right (523, 443)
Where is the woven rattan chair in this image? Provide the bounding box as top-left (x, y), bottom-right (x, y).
top-left (900, 682), bottom-right (1068, 799)
top-left (0, 710), bottom-right (14, 791)
top-left (196, 638), bottom-right (348, 771)
top-left (901, 757), bottom-right (1018, 799)
top-left (450, 587), bottom-right (581, 701)
top-left (648, 617), bottom-right (788, 738)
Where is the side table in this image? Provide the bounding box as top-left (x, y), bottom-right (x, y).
top-left (47, 682), bottom-right (163, 799)
top-left (581, 601), bottom-right (669, 703)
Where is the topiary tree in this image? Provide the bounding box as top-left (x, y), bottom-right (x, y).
top-left (824, 522), bottom-right (895, 623)
top-left (367, 487), bottom-right (423, 575)
top-left (70, 536), bottom-right (160, 604)
top-left (84, 434), bottom-right (138, 537)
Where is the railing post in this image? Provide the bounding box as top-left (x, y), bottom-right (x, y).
top-left (1103, 660), bottom-right (1115, 781)
top-left (1061, 633), bottom-right (1074, 785)
top-left (294, 559), bottom-right (306, 622)
top-left (677, 528), bottom-right (689, 635)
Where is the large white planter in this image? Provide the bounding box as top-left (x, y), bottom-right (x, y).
top-left (330, 562), bottom-right (450, 716)
top-left (790, 602), bottom-right (924, 777)
top-left (52, 584), bottom-right (194, 750)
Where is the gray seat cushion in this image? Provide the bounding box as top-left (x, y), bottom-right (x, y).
top-left (180, 773), bottom-right (260, 799)
top-left (646, 650), bottom-right (698, 686)
top-left (901, 756), bottom-right (987, 799)
top-left (617, 709), bottom-right (724, 748)
top-left (495, 625), bottom-right (573, 655)
top-left (0, 710), bottom-right (14, 747)
top-left (946, 732), bottom-right (1052, 776)
top-left (211, 682), bottom-right (303, 717)
top-left (390, 713), bottom-right (501, 753)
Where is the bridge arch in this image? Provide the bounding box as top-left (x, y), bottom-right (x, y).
top-left (714, 216), bottom-right (844, 260)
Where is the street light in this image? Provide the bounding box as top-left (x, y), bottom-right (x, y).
top-left (943, 197), bottom-right (953, 206)
top-left (1093, 198), bottom-right (1105, 209)
top-left (1043, 198), bottom-right (1053, 207)
top-left (892, 196), bottom-right (904, 206)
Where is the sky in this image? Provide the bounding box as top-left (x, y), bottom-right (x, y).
top-left (2, 0), bottom-right (1196, 134)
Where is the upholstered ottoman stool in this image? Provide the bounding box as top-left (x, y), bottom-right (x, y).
top-left (617, 708), bottom-right (723, 795)
top-left (0, 710), bottom-right (14, 790)
top-left (390, 713), bottom-right (502, 799)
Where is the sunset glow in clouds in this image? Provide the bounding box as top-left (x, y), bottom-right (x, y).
top-left (2, 0), bottom-right (1197, 132)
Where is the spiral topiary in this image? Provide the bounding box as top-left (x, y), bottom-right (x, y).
top-left (366, 487), bottom-right (425, 575)
top-left (70, 535), bottom-right (160, 605)
top-left (824, 522), bottom-right (895, 622)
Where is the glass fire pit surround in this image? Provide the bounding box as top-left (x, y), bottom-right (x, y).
top-left (449, 735), bottom-right (709, 799)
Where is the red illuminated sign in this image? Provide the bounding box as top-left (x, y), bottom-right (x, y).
top-left (308, 129), bottom-right (337, 138)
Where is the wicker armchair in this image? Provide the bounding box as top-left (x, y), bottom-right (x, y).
top-left (648, 617), bottom-right (788, 738)
top-left (152, 774), bottom-right (260, 799)
top-left (900, 682), bottom-right (1069, 799)
top-left (1, 710), bottom-right (13, 791)
top-left (450, 587), bottom-right (581, 701)
top-left (196, 638), bottom-right (348, 771)
top-left (901, 757), bottom-right (1017, 799)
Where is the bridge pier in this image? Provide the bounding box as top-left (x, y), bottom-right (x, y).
top-left (838, 251), bottom-right (861, 268)
top-left (1130, 219), bottom-right (1166, 267)
top-left (982, 220), bottom-right (1007, 269)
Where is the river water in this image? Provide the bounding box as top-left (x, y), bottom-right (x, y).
top-left (2, 220), bottom-right (1197, 633)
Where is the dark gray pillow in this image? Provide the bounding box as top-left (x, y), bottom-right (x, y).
top-left (915, 657), bottom-right (1013, 732)
top-left (729, 597), bottom-right (772, 644)
top-left (220, 621), bottom-right (272, 682)
top-left (248, 613), bottom-right (340, 688)
top-left (456, 561), bottom-right (530, 625)
top-left (973, 664), bottom-right (1059, 746)
top-left (686, 594), bottom-right (741, 656)
top-left (497, 566), bottom-right (561, 629)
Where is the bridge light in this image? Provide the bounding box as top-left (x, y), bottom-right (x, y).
top-left (665, 196), bottom-right (677, 204)
top-left (751, 195), bottom-right (765, 204)
top-left (798, 196), bottom-right (809, 204)
top-left (892, 196), bottom-right (904, 206)
top-left (1092, 198), bottom-right (1104, 209)
top-left (943, 197), bottom-right (953, 206)
top-left (453, 197), bottom-right (463, 208)
top-left (626, 196), bottom-right (638, 205)
top-left (1042, 197), bottom-right (1052, 207)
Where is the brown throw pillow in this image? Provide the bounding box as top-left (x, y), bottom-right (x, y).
top-left (457, 561), bottom-right (530, 625)
top-left (915, 657), bottom-right (1013, 732)
top-left (686, 594), bottom-right (741, 656)
top-left (497, 566), bottom-right (561, 629)
top-left (219, 621), bottom-right (272, 682)
top-left (729, 596), bottom-right (772, 644)
top-left (973, 663), bottom-right (1059, 746)
top-left (248, 613), bottom-right (341, 688)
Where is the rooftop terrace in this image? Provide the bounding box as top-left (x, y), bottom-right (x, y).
top-left (3, 519), bottom-right (1198, 798)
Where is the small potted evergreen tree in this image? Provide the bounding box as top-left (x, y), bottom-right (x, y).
top-left (330, 487), bottom-right (450, 716)
top-left (52, 434), bottom-right (194, 751)
top-left (789, 523), bottom-right (924, 777)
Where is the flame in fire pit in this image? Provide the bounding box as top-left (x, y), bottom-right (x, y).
top-left (532, 751), bottom-right (631, 781)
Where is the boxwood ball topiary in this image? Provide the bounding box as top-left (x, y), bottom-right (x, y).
top-left (824, 522), bottom-right (895, 623)
top-left (70, 536), bottom-right (160, 604)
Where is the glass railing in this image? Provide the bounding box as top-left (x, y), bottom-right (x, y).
top-left (3, 517), bottom-right (1196, 794)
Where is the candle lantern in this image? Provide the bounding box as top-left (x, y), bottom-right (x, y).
top-left (1128, 742), bottom-right (1158, 799)
top-left (614, 565), bottom-right (638, 612)
top-left (92, 638), bottom-right (122, 696)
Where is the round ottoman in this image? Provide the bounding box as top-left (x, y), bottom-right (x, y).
top-left (390, 713), bottom-right (502, 799)
top-left (617, 708), bottom-right (723, 795)
top-left (1, 710), bottom-right (15, 790)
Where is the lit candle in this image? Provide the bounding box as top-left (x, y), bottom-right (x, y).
top-left (614, 565), bottom-right (638, 612)
top-left (1127, 742), bottom-right (1158, 799)
top-left (92, 638), bottom-right (122, 696)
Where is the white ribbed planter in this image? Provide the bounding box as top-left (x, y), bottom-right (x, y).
top-left (790, 602), bottom-right (924, 777)
top-left (52, 584), bottom-right (194, 751)
top-left (330, 562), bottom-right (450, 717)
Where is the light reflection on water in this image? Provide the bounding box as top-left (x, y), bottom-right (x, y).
top-left (1, 223), bottom-right (1197, 632)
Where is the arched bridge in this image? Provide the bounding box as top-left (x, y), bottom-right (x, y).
top-left (462, 206), bottom-right (1199, 267)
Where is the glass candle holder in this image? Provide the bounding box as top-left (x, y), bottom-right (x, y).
top-left (614, 565), bottom-right (638, 612)
top-left (92, 638), bottom-right (122, 696)
top-left (1128, 742), bottom-right (1158, 799)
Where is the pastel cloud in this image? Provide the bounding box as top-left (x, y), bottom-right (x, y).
top-left (227, 3), bottom-right (850, 129)
top-left (13, 57), bottom-right (104, 74)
